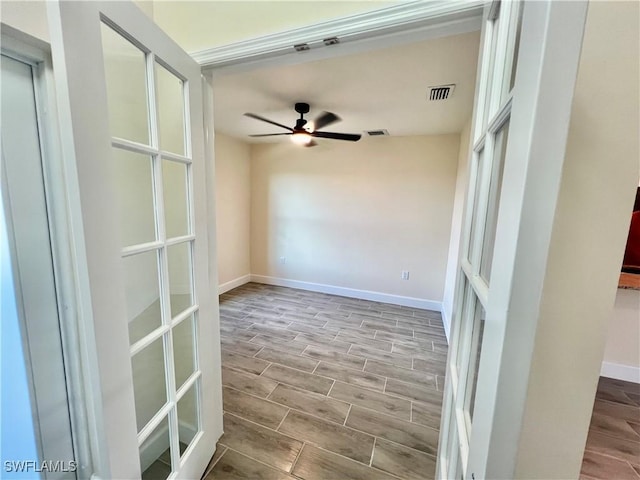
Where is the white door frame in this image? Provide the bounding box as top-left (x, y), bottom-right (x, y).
top-left (1, 24), bottom-right (108, 479)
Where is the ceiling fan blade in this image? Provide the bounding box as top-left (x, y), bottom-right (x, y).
top-left (244, 113), bottom-right (293, 131)
top-left (310, 111), bottom-right (340, 131)
top-left (249, 133), bottom-right (292, 137)
top-left (312, 131), bottom-right (362, 142)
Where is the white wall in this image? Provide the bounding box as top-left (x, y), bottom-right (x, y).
top-left (250, 135), bottom-right (460, 306)
top-left (441, 118), bottom-right (471, 337)
top-left (514, 1), bottom-right (640, 477)
top-left (214, 133), bottom-right (252, 291)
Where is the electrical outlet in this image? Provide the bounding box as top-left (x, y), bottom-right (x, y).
top-left (279, 256), bottom-right (286, 264)
top-left (401, 270), bottom-right (410, 280)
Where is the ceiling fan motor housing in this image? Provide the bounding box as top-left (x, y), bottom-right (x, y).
top-left (294, 102), bottom-right (310, 114)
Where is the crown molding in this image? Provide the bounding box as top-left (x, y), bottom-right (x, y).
top-left (193, 0), bottom-right (484, 72)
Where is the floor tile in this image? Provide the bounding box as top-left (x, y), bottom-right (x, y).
top-left (411, 400), bottom-right (442, 430)
top-left (365, 359), bottom-right (437, 387)
top-left (219, 413), bottom-right (302, 472)
top-left (292, 444), bottom-right (397, 480)
top-left (295, 333), bottom-right (352, 353)
top-left (302, 344), bottom-right (366, 370)
top-left (589, 412), bottom-right (640, 442)
top-left (249, 334), bottom-right (310, 354)
top-left (223, 387), bottom-right (288, 429)
top-left (581, 449), bottom-right (640, 480)
top-left (279, 410), bottom-right (375, 464)
top-left (335, 332), bottom-right (393, 351)
top-left (221, 366), bottom-right (278, 398)
top-left (256, 347), bottom-right (319, 372)
top-left (346, 406), bottom-right (439, 456)
top-left (268, 383), bottom-right (350, 424)
top-left (585, 429), bottom-right (640, 464)
top-left (142, 459), bottom-right (171, 480)
top-left (262, 364), bottom-right (334, 395)
top-left (593, 399), bottom-right (640, 424)
top-left (348, 344), bottom-right (413, 369)
top-left (203, 445), bottom-right (227, 477)
top-left (204, 448), bottom-right (294, 480)
top-left (221, 349), bottom-right (270, 375)
top-left (372, 438), bottom-right (437, 480)
top-left (329, 381), bottom-right (411, 420)
top-left (314, 361), bottom-right (386, 391)
top-left (220, 337), bottom-right (264, 356)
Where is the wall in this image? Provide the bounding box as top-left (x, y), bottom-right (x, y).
top-left (514, 1), bottom-right (640, 478)
top-left (441, 117), bottom-right (471, 337)
top-left (250, 134), bottom-right (460, 306)
top-left (603, 288), bottom-right (640, 380)
top-left (153, 1), bottom-right (398, 53)
top-left (214, 133), bottom-right (252, 291)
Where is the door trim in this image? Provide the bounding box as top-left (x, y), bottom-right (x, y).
top-left (193, 1), bottom-right (484, 74)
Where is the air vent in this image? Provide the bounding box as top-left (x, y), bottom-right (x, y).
top-left (366, 129), bottom-right (389, 136)
top-left (323, 37), bottom-right (340, 46)
top-left (428, 84), bottom-right (455, 101)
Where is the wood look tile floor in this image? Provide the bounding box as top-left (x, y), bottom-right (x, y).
top-left (581, 377), bottom-right (640, 480)
top-left (203, 283), bottom-right (447, 480)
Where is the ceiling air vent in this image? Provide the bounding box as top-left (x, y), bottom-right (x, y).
top-left (366, 129), bottom-right (389, 136)
top-left (428, 84), bottom-right (455, 101)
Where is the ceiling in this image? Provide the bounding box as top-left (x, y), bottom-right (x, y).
top-left (211, 30), bottom-right (480, 144)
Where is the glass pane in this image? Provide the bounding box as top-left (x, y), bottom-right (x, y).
top-left (124, 250), bottom-right (161, 345)
top-left (167, 241), bottom-right (193, 318)
top-left (112, 148), bottom-right (156, 247)
top-left (101, 24), bottom-right (149, 144)
top-left (480, 121), bottom-right (510, 282)
top-left (454, 281), bottom-right (471, 376)
top-left (467, 149), bottom-right (485, 262)
top-left (173, 315), bottom-right (196, 389)
top-left (482, 17), bottom-right (500, 129)
top-left (177, 383), bottom-right (199, 456)
top-left (464, 302), bottom-right (486, 426)
top-left (156, 62), bottom-right (185, 155)
top-left (508, 2), bottom-right (524, 93)
top-left (132, 336), bottom-right (167, 432)
top-left (140, 416), bottom-right (171, 480)
top-left (163, 160), bottom-right (189, 238)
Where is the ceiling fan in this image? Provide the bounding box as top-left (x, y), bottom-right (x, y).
top-left (244, 102), bottom-right (361, 147)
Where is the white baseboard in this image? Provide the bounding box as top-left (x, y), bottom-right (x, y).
top-left (250, 274), bottom-right (442, 311)
top-left (218, 274), bottom-right (251, 294)
top-left (441, 307), bottom-right (451, 344)
top-left (600, 361), bottom-right (640, 384)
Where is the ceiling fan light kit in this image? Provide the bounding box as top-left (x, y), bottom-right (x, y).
top-left (245, 102), bottom-right (362, 147)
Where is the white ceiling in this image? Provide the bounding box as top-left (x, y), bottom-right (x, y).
top-left (211, 30), bottom-right (480, 143)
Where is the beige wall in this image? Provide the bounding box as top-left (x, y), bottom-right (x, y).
top-left (442, 117), bottom-right (472, 335)
top-left (215, 133), bottom-right (252, 288)
top-left (515, 1), bottom-right (640, 478)
top-left (250, 135), bottom-right (460, 302)
top-left (604, 289), bottom-right (640, 372)
top-left (153, 1), bottom-right (398, 53)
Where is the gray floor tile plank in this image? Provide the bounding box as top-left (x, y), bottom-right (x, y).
top-left (219, 413), bottom-right (302, 472)
top-left (349, 344), bottom-right (413, 369)
top-left (256, 347), bottom-right (319, 372)
top-left (204, 448), bottom-right (295, 480)
top-left (302, 344), bottom-right (366, 370)
top-left (372, 438), bottom-right (437, 480)
top-left (269, 383), bottom-right (351, 424)
top-left (346, 406), bottom-right (439, 456)
top-left (279, 410), bottom-right (375, 464)
top-left (223, 387), bottom-right (289, 429)
top-left (314, 361), bottom-right (386, 391)
top-left (221, 366), bottom-right (278, 398)
top-left (292, 445), bottom-right (398, 480)
top-left (262, 364), bottom-right (333, 395)
top-left (385, 378), bottom-right (443, 405)
top-left (365, 359), bottom-right (437, 388)
top-left (329, 381), bottom-right (411, 420)
top-left (222, 349), bottom-right (270, 375)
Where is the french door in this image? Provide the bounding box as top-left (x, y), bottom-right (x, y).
top-left (47, 2), bottom-right (222, 478)
top-left (437, 1), bottom-right (587, 478)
